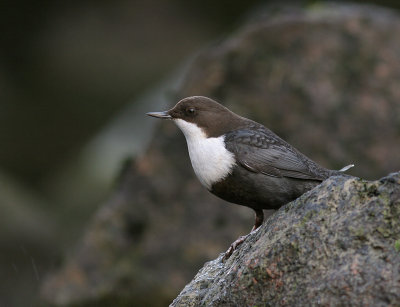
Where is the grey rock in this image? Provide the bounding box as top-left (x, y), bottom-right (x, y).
top-left (171, 172), bottom-right (400, 306)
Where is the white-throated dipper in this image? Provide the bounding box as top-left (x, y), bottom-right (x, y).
top-left (147, 96), bottom-right (353, 257)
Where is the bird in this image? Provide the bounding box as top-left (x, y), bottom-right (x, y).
top-left (147, 96), bottom-right (353, 258)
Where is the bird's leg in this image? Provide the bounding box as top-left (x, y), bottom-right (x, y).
top-left (223, 209), bottom-right (264, 260)
top-left (251, 209), bottom-right (264, 231)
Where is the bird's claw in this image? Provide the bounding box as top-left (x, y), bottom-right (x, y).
top-left (223, 234), bottom-right (249, 261)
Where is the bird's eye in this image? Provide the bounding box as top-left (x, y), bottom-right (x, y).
top-left (186, 107), bottom-right (196, 116)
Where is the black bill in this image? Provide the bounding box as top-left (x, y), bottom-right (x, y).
top-left (146, 111), bottom-right (172, 119)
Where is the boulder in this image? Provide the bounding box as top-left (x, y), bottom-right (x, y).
top-left (171, 172), bottom-right (400, 306)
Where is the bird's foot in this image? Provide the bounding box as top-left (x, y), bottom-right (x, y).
top-left (223, 209), bottom-right (264, 261)
top-left (223, 234), bottom-right (249, 261)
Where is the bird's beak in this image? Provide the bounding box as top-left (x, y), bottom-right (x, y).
top-left (146, 111), bottom-right (172, 119)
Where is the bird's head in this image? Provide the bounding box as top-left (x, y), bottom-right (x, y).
top-left (147, 96), bottom-right (243, 138)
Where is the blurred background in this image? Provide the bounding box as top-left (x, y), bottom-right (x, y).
top-left (1, 0), bottom-right (400, 306)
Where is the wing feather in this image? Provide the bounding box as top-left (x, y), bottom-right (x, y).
top-left (224, 129), bottom-right (324, 180)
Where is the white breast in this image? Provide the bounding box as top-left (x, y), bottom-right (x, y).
top-left (174, 119), bottom-right (236, 190)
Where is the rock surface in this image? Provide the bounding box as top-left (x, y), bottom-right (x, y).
top-left (41, 3), bottom-right (400, 306)
top-left (171, 172), bottom-right (400, 306)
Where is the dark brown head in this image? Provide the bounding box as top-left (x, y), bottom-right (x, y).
top-left (147, 96), bottom-right (246, 137)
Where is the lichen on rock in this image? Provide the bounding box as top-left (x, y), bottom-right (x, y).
top-left (171, 172), bottom-right (400, 306)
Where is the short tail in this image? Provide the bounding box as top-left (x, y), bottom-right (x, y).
top-left (338, 164), bottom-right (354, 172)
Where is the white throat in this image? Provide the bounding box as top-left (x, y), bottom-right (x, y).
top-left (174, 119), bottom-right (236, 190)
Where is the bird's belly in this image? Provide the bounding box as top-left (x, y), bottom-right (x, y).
top-left (211, 166), bottom-right (321, 210)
